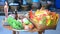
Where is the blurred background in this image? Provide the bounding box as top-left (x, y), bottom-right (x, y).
top-left (0, 0), bottom-right (60, 34)
top-left (0, 0), bottom-right (60, 15)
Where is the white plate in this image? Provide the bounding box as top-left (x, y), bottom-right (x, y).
top-left (12, 29), bottom-right (29, 32)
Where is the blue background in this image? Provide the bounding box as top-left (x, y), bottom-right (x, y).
top-left (55, 0), bottom-right (60, 8)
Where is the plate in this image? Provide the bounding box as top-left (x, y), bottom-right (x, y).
top-left (12, 29), bottom-right (29, 31)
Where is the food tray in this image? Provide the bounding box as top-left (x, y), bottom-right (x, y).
top-left (2, 13), bottom-right (59, 32)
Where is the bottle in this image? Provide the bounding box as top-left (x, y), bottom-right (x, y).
top-left (4, 1), bottom-right (8, 18)
top-left (14, 9), bottom-right (18, 20)
top-left (29, 10), bottom-right (34, 19)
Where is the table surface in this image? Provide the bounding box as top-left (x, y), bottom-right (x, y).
top-left (21, 5), bottom-right (29, 7)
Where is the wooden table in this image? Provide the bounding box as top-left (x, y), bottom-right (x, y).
top-left (21, 5), bottom-right (29, 10)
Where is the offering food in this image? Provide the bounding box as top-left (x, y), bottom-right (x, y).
top-left (29, 9), bottom-right (59, 26)
top-left (6, 8), bottom-right (59, 31)
top-left (7, 15), bottom-right (24, 30)
top-left (7, 15), bottom-right (34, 30)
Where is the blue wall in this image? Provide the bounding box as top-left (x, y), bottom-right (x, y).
top-left (55, 0), bottom-right (60, 8)
top-left (0, 0), bottom-right (5, 6)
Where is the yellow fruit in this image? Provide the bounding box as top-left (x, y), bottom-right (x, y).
top-left (46, 19), bottom-right (51, 26)
top-left (33, 17), bottom-right (38, 23)
top-left (35, 9), bottom-right (40, 14)
top-left (46, 16), bottom-right (51, 26)
top-left (35, 9), bottom-right (40, 16)
top-left (55, 14), bottom-right (59, 24)
top-left (46, 16), bottom-right (50, 19)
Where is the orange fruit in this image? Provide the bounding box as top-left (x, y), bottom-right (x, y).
top-left (29, 23), bottom-right (34, 29)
